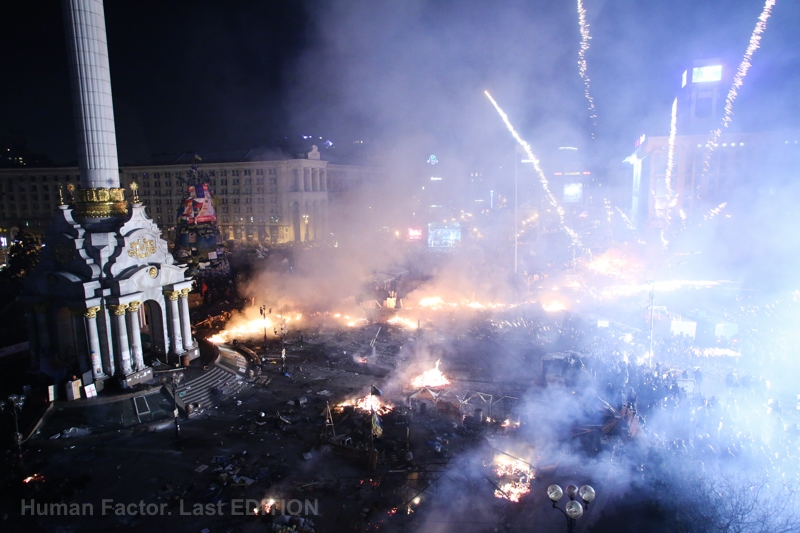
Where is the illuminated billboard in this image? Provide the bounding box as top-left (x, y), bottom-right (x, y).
top-left (692, 65), bottom-right (722, 83)
top-left (427, 223), bottom-right (461, 250)
top-left (408, 228), bottom-right (422, 241)
top-left (563, 183), bottom-right (583, 203)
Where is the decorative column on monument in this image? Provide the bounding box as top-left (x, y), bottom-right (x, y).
top-left (25, 306), bottom-right (40, 372)
top-left (70, 308), bottom-right (90, 375)
top-left (108, 304), bottom-right (132, 375)
top-left (126, 301), bottom-right (145, 371)
top-left (165, 291), bottom-right (184, 356)
top-left (178, 289), bottom-right (195, 350)
top-left (61, 0), bottom-right (127, 219)
top-left (34, 303), bottom-right (52, 361)
top-left (84, 306), bottom-right (105, 379)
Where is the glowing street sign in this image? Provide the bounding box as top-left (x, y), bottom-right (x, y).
top-left (692, 65), bottom-right (722, 83)
top-left (427, 155), bottom-right (439, 165)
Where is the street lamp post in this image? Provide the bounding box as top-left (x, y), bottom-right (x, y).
top-left (259, 305), bottom-right (270, 349)
top-left (1, 394), bottom-right (26, 460)
top-left (515, 155), bottom-right (535, 276)
top-left (165, 371), bottom-right (184, 440)
top-left (647, 251), bottom-right (701, 367)
top-left (547, 483), bottom-right (596, 533)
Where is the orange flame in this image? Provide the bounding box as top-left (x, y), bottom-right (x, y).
top-left (410, 359), bottom-right (451, 388)
top-left (337, 395), bottom-right (393, 415)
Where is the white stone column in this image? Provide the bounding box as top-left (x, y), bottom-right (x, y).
top-left (165, 291), bottom-right (184, 355)
top-left (126, 301), bottom-right (145, 371)
top-left (109, 304), bottom-right (132, 375)
top-left (61, 0), bottom-right (120, 189)
top-left (84, 306), bottom-right (105, 379)
top-left (178, 289), bottom-right (194, 350)
top-left (34, 304), bottom-right (52, 359)
top-left (25, 307), bottom-right (40, 372)
top-left (71, 309), bottom-right (90, 375)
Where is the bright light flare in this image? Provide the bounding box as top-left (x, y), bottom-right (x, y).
top-left (410, 359), bottom-right (451, 388)
top-left (587, 251), bottom-right (633, 279)
top-left (542, 301), bottom-right (567, 313)
top-left (419, 296), bottom-right (446, 308)
top-left (207, 317), bottom-right (274, 344)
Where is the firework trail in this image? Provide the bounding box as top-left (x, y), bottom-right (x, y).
top-left (484, 91), bottom-right (586, 251)
top-left (704, 202), bottom-right (727, 221)
top-left (576, 0), bottom-right (597, 138)
top-left (615, 207), bottom-right (636, 231)
top-left (661, 98), bottom-right (679, 247)
top-left (702, 0), bottom-right (776, 179)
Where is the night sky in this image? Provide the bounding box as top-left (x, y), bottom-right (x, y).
top-left (1, 0), bottom-right (799, 167)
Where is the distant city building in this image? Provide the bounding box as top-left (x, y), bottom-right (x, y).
top-left (626, 60), bottom-right (800, 227)
top-left (627, 130), bottom-right (800, 227)
top-left (0, 150), bottom-right (383, 245)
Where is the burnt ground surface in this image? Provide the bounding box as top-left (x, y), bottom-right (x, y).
top-left (0, 302), bottom-right (759, 533)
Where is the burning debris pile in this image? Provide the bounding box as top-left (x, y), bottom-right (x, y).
top-left (491, 455), bottom-right (535, 502)
top-left (335, 394), bottom-right (394, 416)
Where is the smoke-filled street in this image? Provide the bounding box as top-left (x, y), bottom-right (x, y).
top-left (2, 1), bottom-right (800, 532)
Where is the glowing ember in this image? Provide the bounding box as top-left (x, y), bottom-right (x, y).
top-left (410, 359), bottom-right (451, 388)
top-left (387, 315), bottom-right (417, 329)
top-left (501, 419), bottom-right (520, 428)
top-left (419, 296), bottom-right (445, 308)
top-left (493, 455), bottom-right (534, 502)
top-left (542, 301), bottom-right (567, 313)
top-left (694, 347), bottom-right (741, 358)
top-left (23, 474), bottom-right (44, 483)
top-left (495, 480), bottom-right (532, 502)
top-left (337, 395), bottom-right (393, 415)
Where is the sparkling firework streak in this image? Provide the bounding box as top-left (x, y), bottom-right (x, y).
top-left (704, 202), bottom-right (727, 220)
top-left (601, 279), bottom-right (729, 298)
top-left (702, 0), bottom-right (776, 179)
top-left (615, 207), bottom-right (636, 230)
top-left (663, 98), bottom-right (678, 238)
top-left (694, 347), bottom-right (742, 358)
top-left (576, 0), bottom-right (597, 137)
top-left (484, 91), bottom-right (585, 251)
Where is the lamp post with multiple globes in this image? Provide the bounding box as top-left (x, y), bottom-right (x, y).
top-left (547, 483), bottom-right (596, 532)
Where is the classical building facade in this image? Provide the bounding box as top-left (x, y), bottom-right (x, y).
top-left (0, 154), bottom-right (381, 246)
